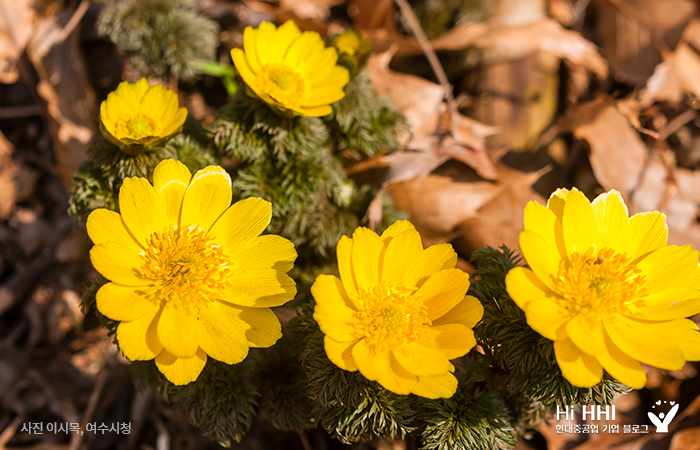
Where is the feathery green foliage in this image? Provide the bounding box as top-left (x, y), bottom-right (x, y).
top-left (159, 360), bottom-right (259, 447)
top-left (96, 0), bottom-right (219, 81)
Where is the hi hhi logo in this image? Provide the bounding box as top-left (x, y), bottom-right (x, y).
top-left (648, 400), bottom-right (679, 433)
top-left (557, 405), bottom-right (616, 422)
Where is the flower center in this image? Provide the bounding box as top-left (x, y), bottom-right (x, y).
top-left (114, 114), bottom-right (160, 140)
top-left (553, 247), bottom-right (647, 319)
top-left (140, 227), bottom-right (231, 314)
top-left (354, 284), bottom-right (431, 353)
top-left (258, 63), bottom-right (306, 109)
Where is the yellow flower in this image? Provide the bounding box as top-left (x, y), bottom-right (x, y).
top-left (506, 188), bottom-right (700, 389)
top-left (329, 30), bottom-right (371, 72)
top-left (87, 159), bottom-right (297, 385)
top-left (100, 78), bottom-right (187, 155)
top-left (231, 20), bottom-right (350, 117)
top-left (311, 221), bottom-right (483, 398)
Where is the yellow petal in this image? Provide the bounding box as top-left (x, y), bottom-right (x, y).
top-left (566, 316), bottom-right (605, 356)
top-left (379, 353), bottom-right (418, 395)
top-left (180, 165), bottom-right (232, 232)
top-left (208, 197), bottom-right (272, 251)
top-left (519, 230), bottom-right (561, 291)
top-left (96, 283), bottom-right (159, 322)
top-left (312, 274), bottom-right (359, 342)
top-left (380, 220), bottom-right (416, 243)
top-left (350, 227), bottom-right (382, 289)
top-left (302, 46), bottom-right (339, 79)
top-left (632, 288), bottom-right (700, 321)
top-left (153, 159), bottom-right (191, 225)
top-left (407, 243), bottom-right (458, 288)
top-left (411, 373), bottom-right (458, 399)
top-left (380, 229), bottom-right (423, 285)
top-left (304, 86), bottom-right (346, 108)
top-left (283, 31), bottom-right (325, 68)
top-left (232, 47), bottom-right (260, 93)
top-left (272, 20), bottom-right (302, 60)
top-left (353, 341), bottom-right (418, 394)
top-left (89, 241), bottom-right (148, 286)
top-left (643, 318), bottom-right (700, 361)
top-left (505, 266), bottom-right (555, 310)
top-left (294, 104), bottom-right (333, 117)
top-left (415, 269), bottom-right (470, 321)
top-left (597, 328), bottom-right (646, 389)
top-left (352, 339), bottom-right (383, 380)
top-left (425, 324), bottom-right (476, 360)
top-left (554, 338), bottom-right (603, 388)
top-left (118, 78), bottom-right (150, 108)
top-left (603, 315), bottom-right (685, 370)
top-left (562, 188), bottom-right (597, 254)
top-left (116, 306), bottom-right (163, 361)
top-left (546, 188), bottom-right (569, 222)
top-left (118, 177), bottom-right (168, 247)
top-left (140, 84), bottom-right (170, 120)
top-left (197, 301), bottom-right (249, 364)
top-left (621, 211), bottom-right (668, 262)
top-left (324, 336), bottom-right (359, 371)
top-left (86, 209), bottom-right (143, 254)
top-left (231, 235), bottom-right (297, 272)
top-left (393, 343), bottom-right (453, 377)
top-left (308, 66), bottom-right (349, 97)
top-left (255, 22), bottom-right (280, 66)
top-left (431, 296), bottom-right (483, 329)
top-left (222, 269), bottom-right (296, 308)
top-left (238, 306), bottom-right (282, 348)
top-left (337, 235), bottom-right (359, 300)
top-left (162, 107), bottom-right (187, 136)
top-left (590, 190), bottom-right (629, 251)
top-left (157, 303), bottom-right (199, 358)
top-left (524, 298), bottom-right (570, 341)
top-left (523, 200), bottom-right (566, 259)
top-left (242, 26), bottom-right (261, 74)
top-left (155, 348), bottom-right (207, 386)
top-left (636, 245), bottom-right (700, 294)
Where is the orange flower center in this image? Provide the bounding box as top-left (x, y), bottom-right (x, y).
top-left (554, 247), bottom-right (647, 319)
top-left (258, 63), bottom-right (306, 109)
top-left (140, 227), bottom-right (231, 314)
top-left (114, 114), bottom-right (161, 140)
top-left (354, 284), bottom-right (431, 353)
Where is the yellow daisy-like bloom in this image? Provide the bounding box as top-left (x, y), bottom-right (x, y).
top-left (311, 221), bottom-right (484, 399)
top-left (99, 78), bottom-right (187, 155)
top-left (87, 159), bottom-right (297, 385)
top-left (330, 30), bottom-right (371, 72)
top-left (506, 188), bottom-right (700, 389)
top-left (231, 20), bottom-right (350, 117)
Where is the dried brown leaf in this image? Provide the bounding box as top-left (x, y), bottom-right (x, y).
top-left (366, 49), bottom-right (498, 181)
top-left (640, 18), bottom-right (700, 107)
top-left (0, 0), bottom-right (36, 83)
top-left (430, 19), bottom-right (608, 78)
top-left (454, 163), bottom-right (548, 255)
top-left (593, 0), bottom-right (695, 85)
top-left (277, 0), bottom-right (342, 21)
top-left (26, 2), bottom-right (96, 188)
top-left (385, 172), bottom-right (500, 246)
top-left (386, 162), bottom-right (546, 247)
top-left (559, 96), bottom-right (647, 199)
top-left (0, 131), bottom-right (18, 220)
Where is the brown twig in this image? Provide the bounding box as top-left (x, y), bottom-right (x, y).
top-left (68, 365), bottom-right (109, 450)
top-left (393, 0), bottom-right (455, 126)
top-left (298, 431), bottom-right (312, 450)
top-left (0, 413), bottom-right (24, 448)
top-left (657, 109), bottom-right (698, 141)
